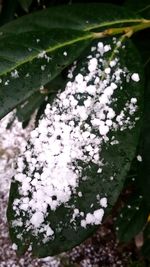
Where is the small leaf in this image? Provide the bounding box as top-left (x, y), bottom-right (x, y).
top-left (7, 37), bottom-right (144, 257)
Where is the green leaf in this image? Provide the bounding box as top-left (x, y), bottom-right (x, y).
top-left (136, 67), bottom-right (150, 207)
top-left (129, 8), bottom-right (150, 208)
top-left (124, 0), bottom-right (150, 19)
top-left (115, 194), bottom-right (149, 242)
top-left (16, 74), bottom-right (66, 123)
top-left (0, 28), bottom-right (92, 119)
top-left (16, 92), bottom-right (45, 123)
top-left (7, 37), bottom-right (144, 257)
top-left (18, 0), bottom-right (33, 12)
top-left (0, 0), bottom-right (18, 26)
top-left (132, 29), bottom-right (150, 207)
top-left (0, 3), bottom-right (142, 120)
top-left (0, 3), bottom-right (141, 34)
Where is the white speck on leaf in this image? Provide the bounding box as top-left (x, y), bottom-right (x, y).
top-left (131, 73), bottom-right (140, 82)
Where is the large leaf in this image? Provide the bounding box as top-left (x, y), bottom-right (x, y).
top-left (0, 3), bottom-right (142, 119)
top-left (7, 37), bottom-right (144, 257)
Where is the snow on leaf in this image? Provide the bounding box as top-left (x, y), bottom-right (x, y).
top-left (7, 37), bottom-right (143, 257)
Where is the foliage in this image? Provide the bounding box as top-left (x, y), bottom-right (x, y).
top-left (0, 0), bottom-right (150, 261)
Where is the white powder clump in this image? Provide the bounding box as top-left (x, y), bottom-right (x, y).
top-left (131, 73), bottom-right (140, 82)
top-left (99, 124), bottom-right (109, 136)
top-left (30, 211), bottom-right (44, 228)
top-left (88, 58), bottom-right (98, 72)
top-left (11, 70), bottom-right (19, 78)
top-left (93, 209), bottom-right (104, 223)
top-left (137, 155), bottom-right (142, 162)
top-left (100, 197), bottom-right (107, 208)
top-left (12, 243), bottom-right (18, 250)
top-left (63, 51), bottom-right (67, 56)
top-left (81, 208), bottom-right (104, 227)
top-left (37, 50), bottom-right (46, 58)
top-left (75, 73), bottom-right (84, 84)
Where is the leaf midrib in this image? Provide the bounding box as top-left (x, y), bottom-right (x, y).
top-left (85, 18), bottom-right (144, 31)
top-left (0, 32), bottom-right (93, 77)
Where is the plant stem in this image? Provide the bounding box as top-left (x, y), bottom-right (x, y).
top-left (93, 19), bottom-right (150, 39)
top-left (86, 18), bottom-right (147, 31)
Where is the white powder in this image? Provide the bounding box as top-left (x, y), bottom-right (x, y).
top-left (99, 124), bottom-right (109, 136)
top-left (99, 197), bottom-right (107, 208)
top-left (81, 208), bottom-right (104, 227)
top-left (63, 51), bottom-right (67, 56)
top-left (30, 211), bottom-right (44, 228)
top-left (12, 243), bottom-right (18, 251)
top-left (88, 58), bottom-right (98, 72)
top-left (137, 155), bottom-right (142, 162)
top-left (131, 73), bottom-right (140, 82)
top-left (11, 70), bottom-right (19, 78)
top-left (38, 50), bottom-right (46, 58)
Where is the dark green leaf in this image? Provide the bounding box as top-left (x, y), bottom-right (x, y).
top-left (116, 194), bottom-right (149, 242)
top-left (16, 92), bottom-right (45, 122)
top-left (124, 0), bottom-right (150, 19)
top-left (0, 3), bottom-right (142, 120)
top-left (16, 74), bottom-right (66, 123)
top-left (0, 3), bottom-right (141, 34)
top-left (0, 0), bottom-right (18, 26)
top-left (7, 37), bottom-right (144, 257)
top-left (136, 66), bottom-right (150, 207)
top-left (0, 28), bottom-right (91, 119)
top-left (142, 223), bottom-right (150, 260)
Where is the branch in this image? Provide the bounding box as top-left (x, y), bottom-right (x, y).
top-left (93, 19), bottom-right (150, 39)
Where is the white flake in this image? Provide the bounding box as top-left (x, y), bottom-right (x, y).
top-left (30, 211), bottom-right (44, 228)
top-left (99, 197), bottom-right (107, 208)
top-left (88, 58), bottom-right (98, 72)
top-left (12, 243), bottom-right (18, 250)
top-left (11, 70), bottom-right (19, 78)
top-left (38, 50), bottom-right (46, 58)
top-left (93, 208), bottom-right (104, 223)
top-left (99, 125), bottom-right (109, 136)
top-left (63, 51), bottom-right (67, 56)
top-left (137, 155), bottom-right (142, 162)
top-left (105, 68), bottom-right (111, 74)
top-left (131, 73), bottom-right (140, 82)
top-left (75, 73), bottom-right (84, 84)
